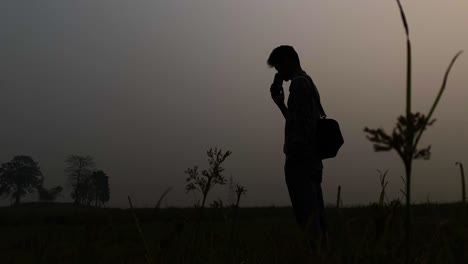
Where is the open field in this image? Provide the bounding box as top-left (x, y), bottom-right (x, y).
top-left (1, 203), bottom-right (468, 264)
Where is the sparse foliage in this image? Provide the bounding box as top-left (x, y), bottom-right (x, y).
top-left (210, 198), bottom-right (224, 209)
top-left (185, 148), bottom-right (232, 209)
top-left (0, 155), bottom-right (43, 206)
top-left (364, 113), bottom-right (435, 161)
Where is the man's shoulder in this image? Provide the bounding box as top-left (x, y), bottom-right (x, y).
top-left (291, 74), bottom-right (310, 83)
top-left (290, 74), bottom-right (314, 92)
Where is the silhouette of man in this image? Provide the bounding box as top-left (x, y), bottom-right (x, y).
top-left (267, 45), bottom-right (326, 245)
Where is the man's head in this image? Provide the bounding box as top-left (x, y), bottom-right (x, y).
top-left (267, 45), bottom-right (302, 81)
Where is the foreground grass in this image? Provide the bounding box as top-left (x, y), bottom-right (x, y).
top-left (1, 203), bottom-right (467, 264)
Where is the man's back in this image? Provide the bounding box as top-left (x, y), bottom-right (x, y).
top-left (284, 73), bottom-right (323, 169)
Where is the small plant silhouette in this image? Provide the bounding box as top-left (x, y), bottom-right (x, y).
top-left (229, 182), bottom-right (247, 247)
top-left (210, 198), bottom-right (224, 209)
top-left (377, 170), bottom-right (389, 207)
top-left (235, 184), bottom-right (247, 208)
top-left (185, 148), bottom-right (232, 210)
top-left (364, 0), bottom-right (463, 261)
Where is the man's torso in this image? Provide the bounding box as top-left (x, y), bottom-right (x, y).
top-left (284, 72), bottom-right (323, 169)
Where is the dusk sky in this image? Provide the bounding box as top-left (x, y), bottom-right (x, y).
top-left (1, 1), bottom-right (467, 207)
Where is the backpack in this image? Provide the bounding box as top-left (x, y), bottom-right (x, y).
top-left (304, 75), bottom-right (344, 159)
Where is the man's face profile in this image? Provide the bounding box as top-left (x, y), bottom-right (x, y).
top-left (274, 64), bottom-right (291, 82)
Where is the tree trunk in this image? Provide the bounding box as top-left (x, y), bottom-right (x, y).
top-left (75, 171), bottom-right (81, 205)
top-left (15, 192), bottom-right (21, 206)
top-left (77, 183), bottom-right (80, 205)
top-left (201, 192), bottom-right (207, 210)
top-left (236, 194), bottom-right (241, 209)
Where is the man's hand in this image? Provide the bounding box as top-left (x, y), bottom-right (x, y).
top-left (270, 73), bottom-right (285, 105)
top-left (273, 72), bottom-right (283, 86)
top-left (271, 90), bottom-right (284, 106)
top-left (270, 73), bottom-right (287, 119)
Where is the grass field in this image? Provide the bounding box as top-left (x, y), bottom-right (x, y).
top-left (1, 202), bottom-right (467, 264)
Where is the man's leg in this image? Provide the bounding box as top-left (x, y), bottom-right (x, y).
top-left (285, 156), bottom-right (325, 235)
top-left (285, 156), bottom-right (308, 227)
top-left (307, 180), bottom-right (325, 235)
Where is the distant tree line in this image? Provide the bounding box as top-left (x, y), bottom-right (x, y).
top-left (0, 154), bottom-right (110, 207)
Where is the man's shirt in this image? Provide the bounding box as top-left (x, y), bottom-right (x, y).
top-left (284, 72), bottom-right (323, 169)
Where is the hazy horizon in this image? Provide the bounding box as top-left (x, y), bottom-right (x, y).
top-left (1, 1), bottom-right (468, 208)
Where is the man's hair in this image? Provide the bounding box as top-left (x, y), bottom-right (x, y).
top-left (267, 45), bottom-right (301, 68)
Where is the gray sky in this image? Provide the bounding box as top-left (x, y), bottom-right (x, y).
top-left (1, 1), bottom-right (467, 207)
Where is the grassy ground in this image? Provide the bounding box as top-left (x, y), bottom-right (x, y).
top-left (1, 203), bottom-right (467, 264)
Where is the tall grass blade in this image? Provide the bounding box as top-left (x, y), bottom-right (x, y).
top-left (396, 1), bottom-right (413, 262)
top-left (378, 170), bottom-right (389, 207)
top-left (128, 196), bottom-right (153, 264)
top-left (155, 187), bottom-right (173, 210)
top-left (406, 39), bottom-right (412, 120)
top-left (413, 50), bottom-right (464, 148)
top-left (456, 162), bottom-right (466, 206)
top-left (396, 0), bottom-right (412, 118)
top-left (396, 0), bottom-right (409, 37)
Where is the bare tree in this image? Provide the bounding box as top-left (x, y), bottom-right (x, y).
top-left (65, 155), bottom-right (95, 206)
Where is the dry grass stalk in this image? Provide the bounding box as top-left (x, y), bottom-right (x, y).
top-left (128, 195), bottom-right (153, 264)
